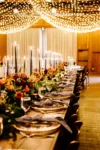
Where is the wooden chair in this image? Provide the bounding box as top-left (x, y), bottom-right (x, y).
top-left (67, 114), bottom-right (78, 130)
top-left (69, 114), bottom-right (78, 124)
top-left (66, 140), bottom-right (80, 150)
top-left (71, 120), bottom-right (83, 140)
top-left (69, 94), bottom-right (80, 106)
top-left (65, 102), bottom-right (79, 123)
top-left (74, 120), bottom-right (83, 130)
top-left (71, 103), bottom-right (79, 114)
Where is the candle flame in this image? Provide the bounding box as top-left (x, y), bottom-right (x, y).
top-left (24, 56), bottom-right (26, 60)
top-left (29, 46), bottom-right (33, 51)
top-left (14, 41), bottom-right (17, 46)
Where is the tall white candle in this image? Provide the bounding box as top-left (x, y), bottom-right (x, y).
top-left (38, 49), bottom-right (41, 72)
top-left (7, 56), bottom-right (9, 76)
top-left (17, 44), bottom-right (20, 72)
top-left (29, 46), bottom-right (33, 75)
top-left (14, 41), bottom-right (17, 73)
top-left (23, 56), bottom-right (26, 73)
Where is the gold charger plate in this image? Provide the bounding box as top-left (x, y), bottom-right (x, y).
top-left (13, 114), bottom-right (61, 135)
top-left (31, 104), bottom-right (67, 112)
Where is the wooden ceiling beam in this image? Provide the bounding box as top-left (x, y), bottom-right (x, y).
top-left (30, 19), bottom-right (54, 28)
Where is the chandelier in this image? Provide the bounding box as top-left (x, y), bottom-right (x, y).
top-left (32, 0), bottom-right (100, 33)
top-left (0, 0), bottom-right (40, 34)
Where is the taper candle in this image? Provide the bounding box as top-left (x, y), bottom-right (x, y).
top-left (23, 56), bottom-right (26, 73)
top-left (14, 41), bottom-right (17, 73)
top-left (38, 49), bottom-right (41, 72)
top-left (45, 52), bottom-right (47, 70)
top-left (30, 47), bottom-right (33, 75)
top-left (7, 56), bottom-right (9, 76)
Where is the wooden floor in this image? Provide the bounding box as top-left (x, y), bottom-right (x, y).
top-left (78, 74), bottom-right (100, 150)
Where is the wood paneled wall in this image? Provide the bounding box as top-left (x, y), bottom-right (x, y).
top-left (77, 30), bottom-right (100, 72)
top-left (0, 34), bottom-right (7, 61)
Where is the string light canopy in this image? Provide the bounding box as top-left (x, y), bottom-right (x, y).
top-left (1, 0), bottom-right (100, 33)
top-left (32, 0), bottom-right (100, 33)
top-left (0, 0), bottom-right (40, 34)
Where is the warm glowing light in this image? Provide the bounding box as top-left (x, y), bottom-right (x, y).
top-left (0, 1), bottom-right (40, 34)
top-left (32, 0), bottom-right (100, 33)
top-left (51, 8), bottom-right (56, 15)
top-left (13, 8), bottom-right (19, 14)
top-left (1, 0), bottom-right (100, 33)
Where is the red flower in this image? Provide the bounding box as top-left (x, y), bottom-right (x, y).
top-left (20, 73), bottom-right (28, 79)
top-left (13, 74), bottom-right (19, 80)
top-left (29, 82), bottom-right (34, 88)
top-left (16, 92), bottom-right (23, 99)
top-left (23, 85), bottom-right (30, 92)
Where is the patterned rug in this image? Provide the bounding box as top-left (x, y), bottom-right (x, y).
top-left (78, 75), bottom-right (100, 150)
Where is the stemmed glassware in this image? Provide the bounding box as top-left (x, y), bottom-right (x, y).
top-left (38, 87), bottom-right (46, 99)
top-left (21, 97), bottom-right (31, 113)
top-left (0, 117), bottom-right (3, 136)
top-left (0, 90), bottom-right (7, 99)
top-left (46, 81), bottom-right (53, 92)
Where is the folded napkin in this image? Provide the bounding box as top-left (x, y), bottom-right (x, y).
top-left (32, 99), bottom-right (69, 107)
top-left (15, 115), bottom-right (72, 134)
top-left (60, 81), bottom-right (68, 84)
top-left (52, 99), bottom-right (69, 106)
top-left (58, 84), bottom-right (66, 88)
top-left (15, 115), bottom-right (33, 123)
top-left (51, 91), bottom-right (73, 96)
top-left (33, 99), bottom-right (53, 107)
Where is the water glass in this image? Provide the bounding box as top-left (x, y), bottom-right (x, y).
top-left (0, 117), bottom-right (3, 136)
top-left (38, 87), bottom-right (46, 99)
top-left (46, 81), bottom-right (53, 92)
top-left (21, 97), bottom-right (31, 113)
top-left (0, 90), bottom-right (7, 98)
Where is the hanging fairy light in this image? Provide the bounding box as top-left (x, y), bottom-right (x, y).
top-left (1, 0), bottom-right (100, 33)
top-left (32, 0), bottom-right (100, 33)
top-left (0, 1), bottom-right (40, 34)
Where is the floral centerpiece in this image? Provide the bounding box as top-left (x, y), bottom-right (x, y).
top-left (0, 73), bottom-right (35, 139)
top-left (0, 73), bottom-right (35, 106)
top-left (0, 64), bottom-right (64, 139)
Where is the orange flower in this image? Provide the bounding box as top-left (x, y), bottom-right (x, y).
top-left (0, 78), bottom-right (6, 85)
top-left (33, 72), bottom-right (40, 78)
top-left (16, 92), bottom-right (23, 99)
top-left (7, 85), bottom-right (14, 91)
top-left (23, 85), bottom-right (30, 92)
top-left (34, 78), bottom-right (40, 82)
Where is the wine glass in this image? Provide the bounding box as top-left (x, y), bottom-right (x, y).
top-left (21, 97), bottom-right (31, 113)
top-left (38, 87), bottom-right (46, 99)
top-left (46, 81), bottom-right (53, 92)
top-left (0, 117), bottom-right (3, 136)
top-left (0, 90), bottom-right (7, 99)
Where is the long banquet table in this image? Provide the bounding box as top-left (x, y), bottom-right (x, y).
top-left (0, 98), bottom-right (70, 150)
top-left (0, 68), bottom-right (77, 150)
